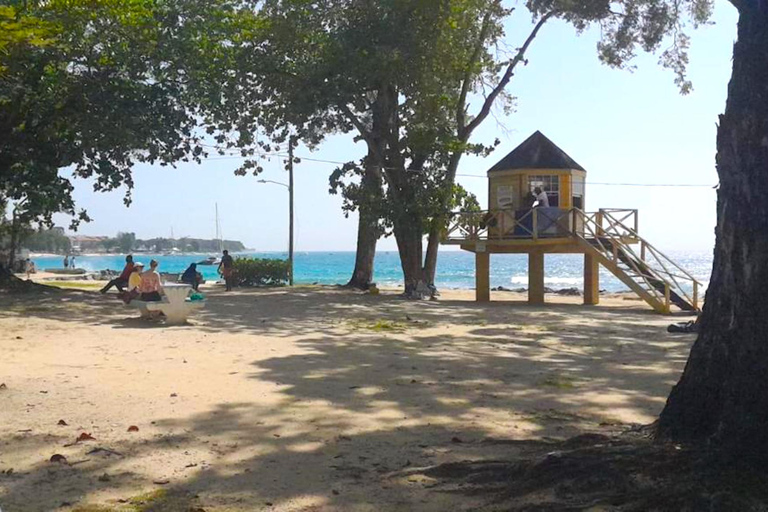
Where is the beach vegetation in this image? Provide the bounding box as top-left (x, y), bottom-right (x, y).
top-left (21, 227), bottom-right (71, 254)
top-left (233, 257), bottom-right (289, 287)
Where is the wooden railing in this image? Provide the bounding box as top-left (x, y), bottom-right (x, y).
top-left (444, 208), bottom-right (638, 242)
top-left (577, 209), bottom-right (702, 311)
top-left (444, 207), bottom-right (702, 311)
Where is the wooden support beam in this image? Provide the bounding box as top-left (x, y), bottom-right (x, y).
top-left (475, 251), bottom-right (490, 302)
top-left (584, 253), bottom-right (599, 305)
top-left (528, 251), bottom-right (545, 305)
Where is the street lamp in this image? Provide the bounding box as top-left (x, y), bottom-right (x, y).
top-left (257, 176), bottom-right (294, 286)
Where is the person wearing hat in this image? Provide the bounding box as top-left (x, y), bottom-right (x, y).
top-left (120, 262), bottom-right (144, 304)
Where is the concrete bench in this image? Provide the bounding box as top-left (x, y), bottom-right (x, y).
top-left (129, 283), bottom-right (205, 324)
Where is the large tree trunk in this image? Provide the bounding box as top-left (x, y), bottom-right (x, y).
top-left (393, 216), bottom-right (428, 298)
top-left (346, 158), bottom-right (381, 289)
top-left (346, 200), bottom-right (378, 289)
top-left (423, 221), bottom-right (441, 287)
top-left (657, 5), bottom-right (768, 459)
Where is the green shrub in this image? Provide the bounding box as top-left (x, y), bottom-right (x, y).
top-left (233, 257), bottom-right (289, 286)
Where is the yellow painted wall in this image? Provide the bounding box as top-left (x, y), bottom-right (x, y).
top-left (488, 168), bottom-right (584, 210)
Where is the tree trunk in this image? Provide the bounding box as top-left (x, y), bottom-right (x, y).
top-left (657, 5), bottom-right (768, 459)
top-left (346, 201), bottom-right (378, 289)
top-left (423, 221), bottom-right (441, 287)
top-left (7, 211), bottom-right (19, 272)
top-left (393, 216), bottom-right (427, 298)
top-left (346, 159), bottom-right (382, 289)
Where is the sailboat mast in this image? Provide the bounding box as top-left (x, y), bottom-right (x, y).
top-left (216, 204), bottom-right (223, 252)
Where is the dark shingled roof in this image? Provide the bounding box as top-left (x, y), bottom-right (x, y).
top-left (487, 131), bottom-right (586, 173)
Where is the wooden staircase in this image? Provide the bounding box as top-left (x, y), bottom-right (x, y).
top-left (574, 210), bottom-right (701, 314)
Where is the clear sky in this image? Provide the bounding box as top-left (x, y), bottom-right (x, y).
top-left (55, 3), bottom-right (738, 253)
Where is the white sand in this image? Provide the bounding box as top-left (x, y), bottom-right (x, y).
top-left (0, 285), bottom-right (695, 511)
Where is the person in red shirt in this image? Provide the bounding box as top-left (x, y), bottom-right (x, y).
top-left (100, 255), bottom-right (134, 294)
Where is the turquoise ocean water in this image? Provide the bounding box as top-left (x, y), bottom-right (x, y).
top-left (32, 250), bottom-right (714, 294)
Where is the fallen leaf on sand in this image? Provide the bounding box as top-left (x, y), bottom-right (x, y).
top-left (86, 447), bottom-right (123, 457)
top-left (127, 425), bottom-right (139, 432)
top-left (451, 436), bottom-right (463, 443)
top-left (57, 419), bottom-right (68, 426)
top-left (153, 479), bottom-right (170, 485)
top-left (0, 383), bottom-right (6, 390)
top-left (49, 454), bottom-right (68, 464)
top-left (170, 393), bottom-right (178, 397)
top-left (39, 390), bottom-right (48, 394)
top-left (98, 473), bottom-right (111, 482)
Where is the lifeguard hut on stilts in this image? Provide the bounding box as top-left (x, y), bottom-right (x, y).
top-left (442, 131), bottom-right (701, 314)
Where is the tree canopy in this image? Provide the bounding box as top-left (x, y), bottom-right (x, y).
top-left (0, 0), bottom-right (250, 264)
top-left (209, 0), bottom-right (713, 293)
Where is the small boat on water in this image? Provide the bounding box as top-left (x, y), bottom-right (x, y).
top-left (197, 256), bottom-right (219, 265)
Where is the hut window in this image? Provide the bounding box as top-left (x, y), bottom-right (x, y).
top-left (528, 175), bottom-right (559, 207)
top-left (572, 176), bottom-right (585, 210)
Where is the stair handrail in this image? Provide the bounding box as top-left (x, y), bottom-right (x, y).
top-left (571, 209), bottom-right (676, 310)
top-left (599, 210), bottom-right (702, 285)
top-left (597, 209), bottom-right (702, 310)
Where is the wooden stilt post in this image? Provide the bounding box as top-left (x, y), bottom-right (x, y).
top-left (475, 249), bottom-right (490, 302)
top-left (528, 251), bottom-right (545, 305)
top-left (584, 253), bottom-right (599, 305)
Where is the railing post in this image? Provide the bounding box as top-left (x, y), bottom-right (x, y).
top-left (571, 209), bottom-right (577, 236)
top-left (532, 208), bottom-right (538, 241)
top-left (664, 284), bottom-right (671, 314)
top-left (499, 210), bottom-right (504, 240)
top-left (634, 209), bottom-right (639, 234)
top-left (693, 281), bottom-right (699, 310)
top-left (596, 210), bottom-right (604, 237)
top-left (640, 241), bottom-right (646, 262)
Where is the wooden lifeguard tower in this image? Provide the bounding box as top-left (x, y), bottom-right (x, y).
top-left (443, 131), bottom-right (701, 314)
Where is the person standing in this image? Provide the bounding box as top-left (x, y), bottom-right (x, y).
top-left (533, 187), bottom-right (550, 208)
top-left (70, 256), bottom-right (76, 269)
top-left (100, 255), bottom-right (134, 293)
top-left (63, 255), bottom-right (69, 269)
top-left (218, 250), bottom-right (234, 291)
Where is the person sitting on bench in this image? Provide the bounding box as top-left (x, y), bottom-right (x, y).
top-left (181, 263), bottom-right (201, 291)
top-left (101, 255), bottom-right (134, 294)
top-left (138, 260), bottom-right (164, 302)
top-left (119, 262), bottom-right (144, 304)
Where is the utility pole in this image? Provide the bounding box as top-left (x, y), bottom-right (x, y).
top-left (287, 136), bottom-right (296, 286)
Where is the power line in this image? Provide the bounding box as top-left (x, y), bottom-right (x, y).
top-left (201, 152), bottom-right (716, 188)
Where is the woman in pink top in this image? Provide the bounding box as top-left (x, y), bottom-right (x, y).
top-left (139, 260), bottom-right (164, 301)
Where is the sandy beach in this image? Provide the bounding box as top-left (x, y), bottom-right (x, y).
top-left (0, 282), bottom-right (696, 511)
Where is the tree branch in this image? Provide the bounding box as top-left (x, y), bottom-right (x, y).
top-left (456, 6), bottom-right (496, 132)
top-left (338, 102), bottom-right (390, 187)
top-left (460, 10), bottom-right (556, 141)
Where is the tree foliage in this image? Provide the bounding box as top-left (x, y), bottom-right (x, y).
top-left (208, 0), bottom-right (713, 293)
top-left (0, 0), bottom-right (250, 240)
